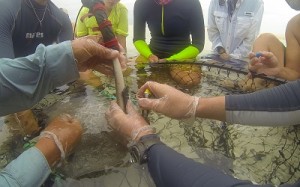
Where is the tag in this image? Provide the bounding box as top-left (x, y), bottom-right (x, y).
top-left (244, 12), bottom-right (254, 17)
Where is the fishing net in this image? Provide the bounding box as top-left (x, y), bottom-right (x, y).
top-left (136, 55), bottom-right (202, 88)
top-left (0, 54), bottom-right (298, 186)
top-left (169, 64), bottom-right (202, 88)
top-left (177, 55), bottom-right (298, 186)
top-left (134, 54), bottom-right (299, 186)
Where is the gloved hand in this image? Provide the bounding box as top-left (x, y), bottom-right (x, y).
top-left (36, 114), bottom-right (83, 167)
top-left (106, 101), bottom-right (155, 143)
top-left (137, 81), bottom-right (199, 119)
top-left (71, 37), bottom-right (127, 75)
top-left (248, 51), bottom-right (281, 77)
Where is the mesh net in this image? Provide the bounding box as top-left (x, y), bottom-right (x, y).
top-left (0, 55), bottom-right (298, 186)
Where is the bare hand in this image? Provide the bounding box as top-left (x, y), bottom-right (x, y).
top-left (137, 81), bottom-right (199, 119)
top-left (248, 51), bottom-right (281, 77)
top-left (158, 58), bottom-right (168, 63)
top-left (148, 54), bottom-right (159, 63)
top-left (220, 53), bottom-right (230, 60)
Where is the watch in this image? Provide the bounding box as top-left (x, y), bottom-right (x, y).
top-left (129, 134), bottom-right (162, 164)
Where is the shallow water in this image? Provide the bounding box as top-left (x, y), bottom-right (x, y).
top-left (1, 1), bottom-right (299, 186)
top-left (0, 56), bottom-right (299, 186)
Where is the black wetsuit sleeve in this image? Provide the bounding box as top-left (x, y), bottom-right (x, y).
top-left (56, 11), bottom-right (74, 42)
top-left (0, 0), bottom-right (19, 58)
top-left (148, 144), bottom-right (300, 187)
top-left (133, 0), bottom-right (147, 42)
top-left (189, 0), bottom-right (205, 52)
top-left (225, 80), bottom-right (300, 126)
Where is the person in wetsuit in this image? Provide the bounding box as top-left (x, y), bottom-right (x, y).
top-left (133, 0), bottom-right (205, 62)
top-left (106, 74), bottom-right (300, 186)
top-left (133, 0), bottom-right (205, 87)
top-left (0, 0), bottom-right (73, 58)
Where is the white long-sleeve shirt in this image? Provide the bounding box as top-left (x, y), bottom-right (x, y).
top-left (207, 0), bottom-right (264, 59)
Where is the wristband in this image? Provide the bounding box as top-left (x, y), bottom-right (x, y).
top-left (129, 134), bottom-right (162, 164)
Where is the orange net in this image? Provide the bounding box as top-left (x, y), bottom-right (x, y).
top-left (169, 64), bottom-right (202, 88)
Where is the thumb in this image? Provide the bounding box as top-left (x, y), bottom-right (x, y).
top-left (126, 101), bottom-right (139, 116)
top-left (106, 101), bottom-right (123, 118)
top-left (138, 98), bottom-right (161, 111)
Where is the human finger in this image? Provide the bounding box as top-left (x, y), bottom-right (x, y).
top-left (72, 38), bottom-right (118, 63)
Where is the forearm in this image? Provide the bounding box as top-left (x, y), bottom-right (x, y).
top-left (167, 46), bottom-right (200, 61)
top-left (147, 144), bottom-right (266, 187)
top-left (147, 143), bottom-right (300, 186)
top-left (195, 96), bottom-right (226, 121)
top-left (0, 147), bottom-right (52, 187)
top-left (0, 41), bottom-right (79, 116)
top-left (226, 80), bottom-right (300, 126)
top-left (276, 66), bottom-right (300, 80)
top-left (196, 80), bottom-right (300, 126)
top-left (134, 40), bottom-right (152, 59)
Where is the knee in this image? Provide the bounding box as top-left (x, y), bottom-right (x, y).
top-left (252, 33), bottom-right (282, 51)
top-left (287, 13), bottom-right (300, 32)
top-left (255, 33), bottom-right (278, 43)
top-left (288, 13), bottom-right (300, 25)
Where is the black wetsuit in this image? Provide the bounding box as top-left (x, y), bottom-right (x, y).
top-left (147, 80), bottom-right (300, 187)
top-left (148, 144), bottom-right (300, 187)
top-left (0, 0), bottom-right (73, 58)
top-left (133, 0), bottom-right (205, 58)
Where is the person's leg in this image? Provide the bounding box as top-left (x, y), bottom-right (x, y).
top-left (252, 33), bottom-right (285, 67)
top-left (285, 13), bottom-right (300, 72)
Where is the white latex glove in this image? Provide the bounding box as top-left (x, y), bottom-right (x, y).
top-left (137, 81), bottom-right (199, 119)
top-left (106, 101), bottom-right (155, 143)
top-left (72, 38), bottom-right (127, 75)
